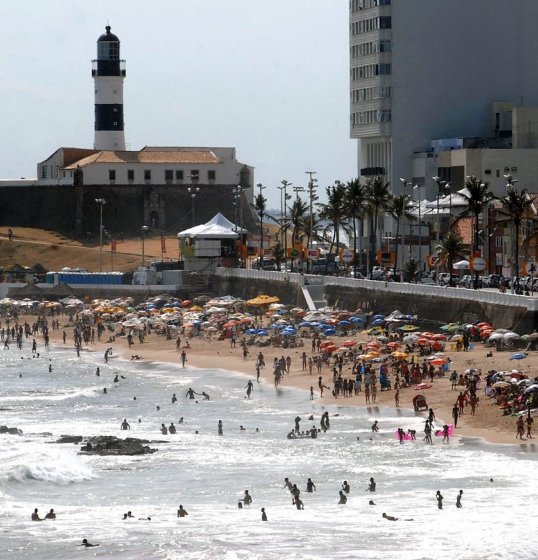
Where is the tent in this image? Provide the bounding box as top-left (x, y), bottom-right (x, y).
top-left (177, 213), bottom-right (244, 239)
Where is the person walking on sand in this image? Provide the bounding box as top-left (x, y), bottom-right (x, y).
top-left (181, 350), bottom-right (187, 367)
top-left (516, 416), bottom-right (525, 439)
top-left (525, 415), bottom-right (534, 438)
top-left (452, 404), bottom-right (459, 428)
top-left (394, 389), bottom-right (400, 407)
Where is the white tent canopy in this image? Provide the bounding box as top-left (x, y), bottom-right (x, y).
top-left (453, 259), bottom-right (470, 270)
top-left (177, 223), bottom-right (238, 239)
top-left (177, 213), bottom-right (244, 239)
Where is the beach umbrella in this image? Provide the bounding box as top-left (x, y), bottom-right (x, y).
top-left (391, 351), bottom-right (408, 359)
top-left (488, 332), bottom-right (504, 341)
top-left (399, 324), bottom-right (420, 332)
top-left (371, 319), bottom-right (385, 326)
top-left (432, 334), bottom-right (447, 341)
top-left (323, 328), bottom-right (336, 336)
top-left (403, 334), bottom-right (418, 343)
top-left (522, 332), bottom-right (538, 341)
top-left (338, 320), bottom-right (352, 326)
top-left (415, 383), bottom-right (432, 390)
top-left (257, 330), bottom-right (269, 336)
top-left (350, 316), bottom-right (366, 323)
top-left (450, 334), bottom-right (463, 341)
top-left (492, 381), bottom-right (510, 388)
top-left (368, 327), bottom-right (383, 335)
top-left (503, 332), bottom-right (520, 341)
top-left (372, 314), bottom-right (385, 320)
top-left (430, 358), bottom-right (447, 367)
top-left (299, 322), bottom-right (312, 328)
top-left (417, 338), bottom-right (430, 346)
top-left (342, 340), bottom-right (357, 347)
top-left (245, 329), bottom-right (258, 335)
top-left (387, 341), bottom-right (401, 349)
top-left (509, 352), bottom-right (527, 360)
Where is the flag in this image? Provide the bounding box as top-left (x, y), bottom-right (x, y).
top-left (161, 236), bottom-right (167, 253)
top-left (111, 239), bottom-right (117, 253)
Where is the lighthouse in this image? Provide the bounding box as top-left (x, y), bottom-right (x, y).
top-left (92, 25), bottom-right (126, 150)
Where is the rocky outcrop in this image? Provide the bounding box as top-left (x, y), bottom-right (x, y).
top-left (78, 436), bottom-right (157, 456)
top-left (0, 426), bottom-right (22, 435)
top-left (55, 435), bottom-right (83, 444)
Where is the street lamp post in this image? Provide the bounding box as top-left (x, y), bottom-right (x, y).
top-left (187, 186), bottom-right (200, 226)
top-left (95, 198), bottom-right (106, 273)
top-left (400, 179), bottom-right (424, 272)
top-left (305, 171), bottom-right (318, 272)
top-left (277, 180), bottom-right (292, 265)
top-left (432, 176), bottom-right (451, 242)
top-left (141, 225), bottom-right (149, 267)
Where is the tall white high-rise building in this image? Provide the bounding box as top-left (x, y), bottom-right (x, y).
top-left (349, 0), bottom-right (538, 199)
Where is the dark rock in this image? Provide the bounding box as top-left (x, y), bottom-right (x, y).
top-left (78, 436), bottom-right (157, 456)
top-left (0, 425), bottom-right (22, 435)
top-left (56, 435), bottom-right (84, 444)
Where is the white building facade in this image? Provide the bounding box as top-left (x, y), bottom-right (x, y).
top-left (349, 0), bottom-right (538, 200)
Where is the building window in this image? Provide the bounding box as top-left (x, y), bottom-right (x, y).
top-left (175, 170), bottom-right (184, 181)
top-left (109, 170), bottom-right (116, 181)
top-left (189, 170), bottom-right (199, 182)
top-left (208, 170), bottom-right (216, 181)
top-left (165, 169), bottom-right (173, 182)
top-left (41, 166), bottom-right (48, 179)
top-left (127, 169), bottom-right (134, 181)
top-left (144, 169), bottom-right (151, 181)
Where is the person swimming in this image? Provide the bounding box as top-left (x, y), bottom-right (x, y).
top-left (177, 505), bottom-right (188, 517)
top-left (31, 508), bottom-right (41, 521)
top-left (79, 539), bottom-right (99, 547)
top-left (382, 513), bottom-right (398, 521)
top-left (44, 508), bottom-right (56, 519)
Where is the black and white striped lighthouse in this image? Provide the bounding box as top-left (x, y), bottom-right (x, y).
top-left (92, 26), bottom-right (126, 151)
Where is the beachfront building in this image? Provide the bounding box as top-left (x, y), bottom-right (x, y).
top-left (349, 0), bottom-right (538, 201)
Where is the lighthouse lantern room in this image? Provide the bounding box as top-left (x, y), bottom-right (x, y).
top-left (92, 25), bottom-right (126, 151)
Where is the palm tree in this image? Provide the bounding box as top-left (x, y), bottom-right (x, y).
top-left (365, 176), bottom-right (392, 278)
top-left (253, 191), bottom-right (267, 260)
top-left (499, 180), bottom-right (532, 290)
top-left (436, 232), bottom-right (467, 286)
top-left (402, 257), bottom-right (420, 283)
top-left (345, 178), bottom-right (366, 277)
top-left (458, 176), bottom-right (495, 289)
top-left (288, 197), bottom-right (308, 256)
top-left (317, 181), bottom-right (347, 272)
top-left (387, 193), bottom-right (415, 280)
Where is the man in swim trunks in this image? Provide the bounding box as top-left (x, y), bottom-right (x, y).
top-left (44, 508), bottom-right (56, 519)
top-left (177, 505), bottom-right (188, 517)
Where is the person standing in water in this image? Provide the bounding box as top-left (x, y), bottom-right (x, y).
top-left (306, 478), bottom-right (316, 493)
top-left (181, 350), bottom-right (187, 367)
top-left (456, 490), bottom-right (463, 508)
top-left (121, 419), bottom-right (130, 430)
top-left (338, 491), bottom-right (347, 504)
top-left (367, 477), bottom-right (376, 492)
top-left (436, 490), bottom-right (444, 509)
top-left (218, 420), bottom-right (223, 435)
top-left (177, 505), bottom-right (188, 517)
top-left (245, 380), bottom-right (254, 398)
top-left (261, 507), bottom-right (267, 521)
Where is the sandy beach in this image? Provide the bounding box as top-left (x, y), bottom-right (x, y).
top-left (41, 313), bottom-right (537, 447)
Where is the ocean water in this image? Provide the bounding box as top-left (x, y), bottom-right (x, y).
top-left (0, 344), bottom-right (537, 560)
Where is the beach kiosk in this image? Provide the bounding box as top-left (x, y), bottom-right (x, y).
top-left (177, 213), bottom-right (246, 274)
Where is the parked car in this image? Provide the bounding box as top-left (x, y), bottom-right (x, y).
top-left (252, 258), bottom-right (277, 271)
top-left (439, 273), bottom-right (461, 286)
top-left (483, 274), bottom-right (502, 288)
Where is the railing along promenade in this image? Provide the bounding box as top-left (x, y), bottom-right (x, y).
top-left (215, 268), bottom-right (538, 312)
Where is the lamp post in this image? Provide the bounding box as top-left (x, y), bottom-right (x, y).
top-left (141, 225), bottom-right (149, 267)
top-left (95, 198), bottom-right (106, 273)
top-left (305, 171), bottom-right (318, 272)
top-left (187, 186), bottom-right (200, 226)
top-left (400, 179), bottom-right (424, 271)
top-left (277, 180), bottom-right (292, 265)
top-left (432, 176), bottom-right (451, 242)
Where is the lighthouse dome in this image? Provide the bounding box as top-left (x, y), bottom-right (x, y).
top-left (98, 25), bottom-right (119, 42)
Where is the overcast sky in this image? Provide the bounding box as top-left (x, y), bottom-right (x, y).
top-left (0, 0), bottom-right (356, 208)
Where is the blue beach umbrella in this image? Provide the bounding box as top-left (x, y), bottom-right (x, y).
top-left (338, 320), bottom-right (351, 326)
top-left (372, 319), bottom-right (384, 326)
top-left (257, 330), bottom-right (269, 336)
top-left (324, 328), bottom-right (336, 335)
top-left (245, 329), bottom-right (258, 335)
top-left (299, 322), bottom-right (312, 328)
top-left (372, 314), bottom-right (385, 321)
